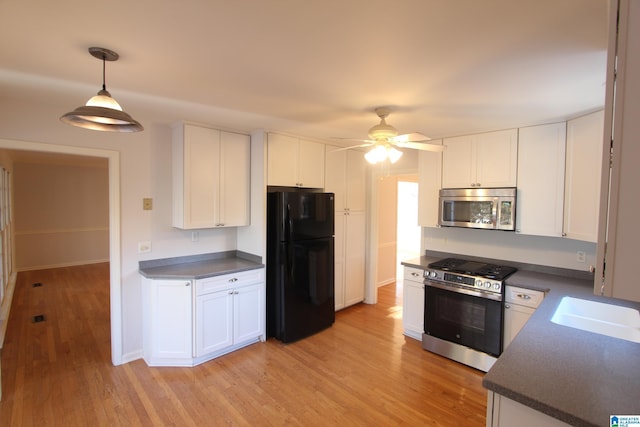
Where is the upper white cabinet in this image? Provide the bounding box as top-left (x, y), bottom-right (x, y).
top-left (417, 140), bottom-right (443, 228)
top-left (267, 133), bottom-right (325, 188)
top-left (173, 123), bottom-right (250, 229)
top-left (325, 145), bottom-right (366, 310)
top-left (516, 123), bottom-right (566, 237)
top-left (442, 129), bottom-right (518, 189)
top-left (563, 110), bottom-right (605, 242)
top-left (598, 0), bottom-right (640, 302)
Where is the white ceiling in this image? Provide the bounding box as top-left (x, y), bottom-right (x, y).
top-left (0, 0), bottom-right (609, 142)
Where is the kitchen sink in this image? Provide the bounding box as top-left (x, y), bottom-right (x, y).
top-left (551, 297), bottom-right (640, 343)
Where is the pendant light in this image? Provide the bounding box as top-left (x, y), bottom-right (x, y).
top-left (60, 47), bottom-right (143, 132)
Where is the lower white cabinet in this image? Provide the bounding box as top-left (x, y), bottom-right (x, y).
top-left (487, 392), bottom-right (572, 427)
top-left (503, 286), bottom-right (545, 350)
top-left (402, 266), bottom-right (425, 340)
top-left (142, 268), bottom-right (265, 367)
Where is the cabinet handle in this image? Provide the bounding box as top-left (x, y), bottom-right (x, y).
top-left (228, 277), bottom-right (238, 282)
top-left (228, 290), bottom-right (234, 295)
top-left (185, 282), bottom-right (190, 287)
top-left (234, 290), bottom-right (239, 295)
top-left (517, 293), bottom-right (531, 300)
top-left (411, 272), bottom-right (420, 277)
top-left (504, 304), bottom-right (511, 309)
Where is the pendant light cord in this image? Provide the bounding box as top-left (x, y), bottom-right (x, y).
top-left (101, 55), bottom-right (107, 91)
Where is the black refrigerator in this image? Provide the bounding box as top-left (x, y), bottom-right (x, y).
top-left (266, 190), bottom-right (335, 343)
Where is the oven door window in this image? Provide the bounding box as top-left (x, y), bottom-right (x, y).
top-left (442, 200), bottom-right (495, 226)
top-left (424, 285), bottom-right (503, 357)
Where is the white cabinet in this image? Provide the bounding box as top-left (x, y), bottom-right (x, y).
top-left (417, 141), bottom-right (443, 227)
top-left (267, 133), bottom-right (325, 188)
top-left (503, 286), bottom-right (545, 350)
top-left (442, 129), bottom-right (518, 189)
top-left (325, 146), bottom-right (366, 310)
top-left (598, 0), bottom-right (640, 302)
top-left (142, 278), bottom-right (194, 366)
top-left (487, 392), bottom-right (572, 427)
top-left (402, 266), bottom-right (425, 340)
top-left (195, 272), bottom-right (264, 357)
top-left (142, 268), bottom-right (265, 367)
top-left (173, 123), bottom-right (250, 229)
top-left (516, 123), bottom-right (566, 237)
top-left (563, 110), bottom-right (605, 242)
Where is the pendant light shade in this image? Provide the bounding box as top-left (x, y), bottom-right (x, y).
top-left (60, 47), bottom-right (143, 132)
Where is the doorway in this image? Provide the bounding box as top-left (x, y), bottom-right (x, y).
top-left (0, 138), bottom-right (122, 365)
top-left (396, 178), bottom-right (421, 283)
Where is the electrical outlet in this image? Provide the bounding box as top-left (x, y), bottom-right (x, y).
top-left (191, 231), bottom-right (199, 242)
top-left (577, 251), bottom-right (586, 263)
top-left (138, 241), bottom-right (152, 253)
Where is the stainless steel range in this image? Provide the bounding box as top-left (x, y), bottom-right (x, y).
top-left (422, 258), bottom-right (517, 372)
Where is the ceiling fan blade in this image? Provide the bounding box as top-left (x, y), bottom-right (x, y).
top-left (330, 142), bottom-right (375, 152)
top-left (394, 141), bottom-right (445, 152)
top-left (392, 132), bottom-right (432, 143)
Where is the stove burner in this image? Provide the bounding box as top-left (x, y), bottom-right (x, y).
top-left (428, 257), bottom-right (517, 281)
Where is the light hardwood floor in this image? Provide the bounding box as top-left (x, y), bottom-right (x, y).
top-left (0, 263), bottom-right (487, 426)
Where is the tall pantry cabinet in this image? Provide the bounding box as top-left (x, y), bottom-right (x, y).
top-left (325, 146), bottom-right (367, 310)
top-left (597, 0), bottom-right (640, 302)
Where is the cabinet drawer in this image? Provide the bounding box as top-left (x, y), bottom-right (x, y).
top-left (196, 269), bottom-right (264, 296)
top-left (404, 266), bottom-right (425, 283)
top-left (505, 286), bottom-right (545, 308)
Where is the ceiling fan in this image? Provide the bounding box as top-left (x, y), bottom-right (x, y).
top-left (334, 107), bottom-right (445, 164)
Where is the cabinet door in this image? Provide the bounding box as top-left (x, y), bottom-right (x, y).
top-left (503, 303), bottom-right (535, 350)
top-left (345, 150), bottom-right (366, 211)
top-left (442, 134), bottom-right (475, 188)
top-left (219, 132), bottom-right (250, 226)
top-left (344, 211), bottom-right (366, 307)
top-left (418, 141), bottom-right (443, 227)
top-left (402, 275), bottom-right (425, 340)
top-left (148, 280), bottom-right (193, 360)
top-left (267, 133), bottom-right (299, 186)
top-left (298, 139), bottom-right (325, 188)
top-left (334, 213), bottom-right (346, 310)
top-left (180, 124), bottom-right (220, 228)
top-left (475, 129), bottom-right (518, 188)
top-left (516, 123), bottom-right (566, 237)
top-left (233, 283), bottom-right (264, 344)
top-left (195, 290), bottom-right (233, 356)
top-left (564, 110), bottom-right (604, 242)
top-left (325, 146), bottom-right (347, 211)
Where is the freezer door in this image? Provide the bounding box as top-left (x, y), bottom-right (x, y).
top-left (269, 192), bottom-right (335, 241)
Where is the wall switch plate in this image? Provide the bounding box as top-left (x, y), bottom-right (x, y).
top-left (138, 241), bottom-right (152, 253)
top-left (143, 198), bottom-right (153, 210)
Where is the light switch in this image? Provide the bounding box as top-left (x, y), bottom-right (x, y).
top-left (143, 198), bottom-right (153, 210)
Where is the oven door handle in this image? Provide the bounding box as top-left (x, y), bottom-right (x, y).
top-left (424, 280), bottom-right (503, 302)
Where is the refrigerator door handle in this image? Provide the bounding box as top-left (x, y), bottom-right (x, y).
top-left (286, 203), bottom-right (293, 240)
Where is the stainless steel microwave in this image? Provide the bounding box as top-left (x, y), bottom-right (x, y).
top-left (438, 188), bottom-right (517, 231)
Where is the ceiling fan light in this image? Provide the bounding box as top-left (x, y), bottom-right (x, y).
top-left (365, 145), bottom-right (387, 164)
top-left (387, 147), bottom-right (403, 163)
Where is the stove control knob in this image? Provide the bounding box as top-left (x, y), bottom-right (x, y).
top-left (484, 281), bottom-right (492, 288)
top-left (475, 279), bottom-right (483, 287)
top-left (493, 283), bottom-right (501, 290)
top-left (430, 271), bottom-right (437, 278)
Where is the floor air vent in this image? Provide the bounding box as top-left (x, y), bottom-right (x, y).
top-left (32, 314), bottom-right (46, 323)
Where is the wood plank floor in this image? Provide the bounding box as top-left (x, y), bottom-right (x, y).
top-left (0, 264), bottom-right (487, 426)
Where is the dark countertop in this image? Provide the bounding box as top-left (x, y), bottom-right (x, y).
top-left (401, 254), bottom-right (640, 427)
top-left (139, 251), bottom-right (264, 280)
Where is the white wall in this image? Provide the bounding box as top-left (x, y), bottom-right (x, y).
top-left (13, 161), bottom-right (110, 270)
top-left (423, 227), bottom-right (597, 271)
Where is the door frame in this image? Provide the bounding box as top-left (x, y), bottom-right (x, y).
top-left (0, 138), bottom-right (122, 365)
